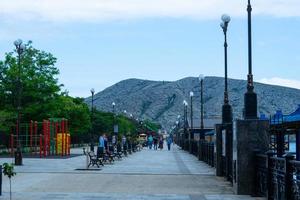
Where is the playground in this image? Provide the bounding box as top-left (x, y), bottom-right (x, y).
top-left (8, 118), bottom-right (70, 158)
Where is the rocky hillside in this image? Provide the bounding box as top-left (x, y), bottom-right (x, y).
top-left (85, 77), bottom-right (300, 130)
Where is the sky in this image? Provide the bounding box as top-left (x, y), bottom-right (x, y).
top-left (0, 0), bottom-right (299, 97)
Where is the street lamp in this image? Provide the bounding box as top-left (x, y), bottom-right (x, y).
top-left (112, 102), bottom-right (115, 113)
top-left (220, 14), bottom-right (233, 124)
top-left (189, 91), bottom-right (194, 130)
top-left (244, 0), bottom-right (257, 119)
top-left (14, 39), bottom-right (25, 165)
top-left (183, 100), bottom-right (188, 128)
top-left (112, 102), bottom-right (118, 135)
top-left (183, 100), bottom-right (188, 149)
top-left (183, 100), bottom-right (188, 124)
top-left (220, 15), bottom-right (234, 181)
top-left (90, 88), bottom-right (95, 151)
top-left (189, 91), bottom-right (194, 153)
top-left (199, 75), bottom-right (204, 132)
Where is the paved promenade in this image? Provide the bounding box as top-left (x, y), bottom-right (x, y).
top-left (0, 145), bottom-right (265, 200)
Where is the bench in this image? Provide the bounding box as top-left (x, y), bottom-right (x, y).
top-left (87, 151), bottom-right (104, 168)
top-left (115, 144), bottom-right (123, 159)
top-left (123, 144), bottom-right (128, 156)
top-left (97, 147), bottom-right (114, 164)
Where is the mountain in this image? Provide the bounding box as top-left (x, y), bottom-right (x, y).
top-left (85, 76), bottom-right (300, 130)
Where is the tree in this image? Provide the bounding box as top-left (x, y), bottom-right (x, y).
top-left (0, 41), bottom-right (92, 142)
top-left (53, 96), bottom-right (91, 136)
top-left (0, 41), bottom-right (62, 128)
top-left (3, 163), bottom-right (16, 200)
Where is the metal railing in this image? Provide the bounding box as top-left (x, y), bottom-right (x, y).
top-left (255, 152), bottom-right (300, 199)
top-left (199, 140), bottom-right (214, 167)
top-left (178, 138), bottom-right (215, 168)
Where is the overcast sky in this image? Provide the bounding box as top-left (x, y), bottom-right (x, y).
top-left (0, 0), bottom-right (299, 97)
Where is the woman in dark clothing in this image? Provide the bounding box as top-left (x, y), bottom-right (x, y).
top-left (167, 136), bottom-right (172, 151)
top-left (153, 137), bottom-right (158, 150)
top-left (159, 137), bottom-right (163, 150)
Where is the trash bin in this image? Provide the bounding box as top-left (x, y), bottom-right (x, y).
top-left (15, 148), bottom-right (23, 166)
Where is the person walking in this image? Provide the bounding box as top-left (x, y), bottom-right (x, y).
top-left (112, 135), bottom-right (117, 146)
top-left (167, 136), bottom-right (172, 151)
top-left (159, 137), bottom-right (163, 150)
top-left (153, 136), bottom-right (158, 150)
top-left (148, 135), bottom-right (153, 149)
top-left (104, 134), bottom-right (108, 152)
top-left (122, 135), bottom-right (128, 156)
top-left (99, 134), bottom-right (105, 148)
top-left (97, 134), bottom-right (105, 158)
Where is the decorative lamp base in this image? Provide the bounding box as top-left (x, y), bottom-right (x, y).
top-left (244, 90), bottom-right (257, 119)
top-left (222, 104), bottom-right (233, 124)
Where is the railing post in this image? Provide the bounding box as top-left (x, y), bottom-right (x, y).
top-left (211, 143), bottom-right (214, 167)
top-left (215, 124), bottom-right (223, 176)
top-left (198, 140), bottom-right (200, 160)
top-left (204, 141), bottom-right (207, 163)
top-left (212, 143), bottom-right (215, 167)
top-left (284, 153), bottom-right (294, 200)
top-left (207, 143), bottom-right (210, 165)
top-left (205, 142), bottom-right (207, 163)
top-left (297, 129), bottom-right (300, 161)
top-left (266, 151), bottom-right (274, 200)
top-left (209, 143), bottom-right (211, 166)
top-left (198, 140), bottom-right (202, 161)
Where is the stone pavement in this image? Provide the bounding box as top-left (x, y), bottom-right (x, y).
top-left (0, 144), bottom-right (265, 200)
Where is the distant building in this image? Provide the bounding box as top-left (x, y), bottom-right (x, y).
top-left (187, 117), bottom-right (222, 142)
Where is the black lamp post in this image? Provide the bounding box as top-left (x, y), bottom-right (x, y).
top-left (220, 14), bottom-right (233, 124)
top-left (199, 75), bottom-right (205, 139)
top-left (112, 102), bottom-right (117, 135)
top-left (244, 0), bottom-right (257, 119)
top-left (14, 39), bottom-right (25, 166)
top-left (189, 91), bottom-right (194, 152)
top-left (183, 100), bottom-right (188, 129)
top-left (176, 115), bottom-right (180, 145)
top-left (112, 102), bottom-right (115, 114)
top-left (90, 88), bottom-right (95, 152)
top-left (220, 14), bottom-right (234, 181)
top-left (183, 100), bottom-right (188, 149)
top-left (189, 91), bottom-right (194, 130)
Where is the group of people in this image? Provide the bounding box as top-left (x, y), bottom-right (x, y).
top-left (96, 133), bottom-right (173, 154)
top-left (98, 134), bottom-right (127, 154)
top-left (147, 135), bottom-right (173, 151)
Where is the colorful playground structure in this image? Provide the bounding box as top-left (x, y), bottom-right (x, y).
top-left (10, 118), bottom-right (70, 157)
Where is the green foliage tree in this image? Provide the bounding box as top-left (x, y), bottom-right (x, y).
top-left (92, 110), bottom-right (161, 141)
top-left (53, 96), bottom-right (91, 136)
top-left (93, 111), bottom-right (138, 138)
top-left (0, 41), bottom-right (61, 125)
top-left (3, 163), bottom-right (16, 200)
top-left (0, 39), bottom-right (159, 145)
top-left (142, 120), bottom-right (161, 133)
top-left (0, 41), bottom-right (91, 140)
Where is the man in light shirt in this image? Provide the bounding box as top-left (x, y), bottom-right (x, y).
top-left (99, 134), bottom-right (105, 148)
